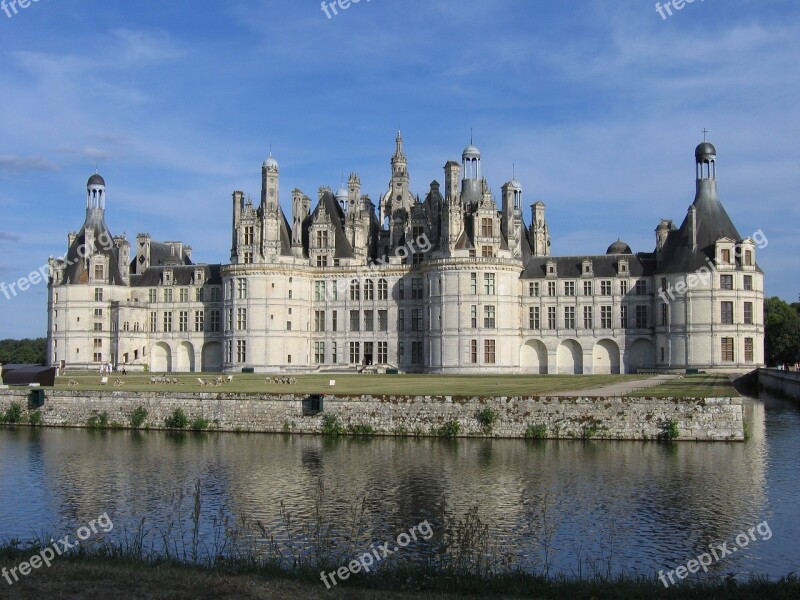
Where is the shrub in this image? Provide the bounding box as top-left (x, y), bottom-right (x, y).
top-left (0, 403), bottom-right (23, 424)
top-left (27, 410), bottom-right (42, 426)
top-left (524, 423), bottom-right (547, 440)
top-left (87, 412), bottom-right (109, 429)
top-left (129, 406), bottom-right (148, 429)
top-left (436, 420), bottom-right (461, 438)
top-left (347, 423), bottom-right (375, 436)
top-left (658, 419), bottom-right (680, 441)
top-left (321, 414), bottom-right (344, 436)
top-left (476, 407), bottom-right (497, 432)
top-left (190, 417), bottom-right (209, 431)
top-left (164, 409), bottom-right (189, 429)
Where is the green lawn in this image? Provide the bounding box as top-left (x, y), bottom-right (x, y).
top-left (53, 372), bottom-right (651, 397)
top-left (626, 374), bottom-right (739, 398)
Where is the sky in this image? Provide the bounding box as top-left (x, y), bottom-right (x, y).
top-left (0, 0), bottom-right (798, 338)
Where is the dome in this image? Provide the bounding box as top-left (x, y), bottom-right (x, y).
top-left (264, 155), bottom-right (278, 169)
top-left (507, 179), bottom-right (522, 189)
top-left (462, 144), bottom-right (481, 159)
top-left (335, 187), bottom-right (349, 201)
top-left (87, 173), bottom-right (105, 187)
top-left (695, 142), bottom-right (716, 158)
top-left (606, 239), bottom-right (633, 254)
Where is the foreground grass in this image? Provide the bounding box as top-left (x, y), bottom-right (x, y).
top-left (52, 373), bottom-right (653, 397)
top-left (0, 553), bottom-right (796, 600)
top-left (631, 375), bottom-right (739, 398)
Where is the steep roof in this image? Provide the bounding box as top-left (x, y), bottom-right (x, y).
top-left (129, 264), bottom-right (222, 287)
top-left (521, 253), bottom-right (655, 280)
top-left (59, 218), bottom-right (126, 286)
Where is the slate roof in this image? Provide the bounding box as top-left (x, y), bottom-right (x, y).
top-left (309, 191), bottom-right (355, 259)
top-left (521, 252), bottom-right (656, 280)
top-left (59, 217), bottom-right (126, 286)
top-left (130, 264), bottom-right (222, 287)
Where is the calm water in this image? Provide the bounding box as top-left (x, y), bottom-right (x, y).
top-left (0, 393), bottom-right (798, 580)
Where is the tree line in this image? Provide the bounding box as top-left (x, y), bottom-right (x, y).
top-left (0, 338), bottom-right (47, 366)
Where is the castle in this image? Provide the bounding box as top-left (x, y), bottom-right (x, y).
top-left (46, 135), bottom-right (764, 374)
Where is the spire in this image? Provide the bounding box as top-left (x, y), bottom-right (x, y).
top-left (394, 130), bottom-right (405, 160)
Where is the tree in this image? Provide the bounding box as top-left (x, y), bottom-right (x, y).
top-left (0, 338), bottom-right (47, 365)
top-left (764, 297), bottom-right (800, 368)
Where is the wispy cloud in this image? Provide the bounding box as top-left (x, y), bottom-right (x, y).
top-left (0, 155), bottom-right (59, 174)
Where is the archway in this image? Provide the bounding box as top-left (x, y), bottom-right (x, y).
top-left (177, 341), bottom-right (195, 373)
top-left (152, 342), bottom-right (172, 373)
top-left (521, 339), bottom-right (548, 374)
top-left (201, 342), bottom-right (223, 372)
top-left (557, 339), bottom-right (583, 374)
top-left (593, 339), bottom-right (621, 374)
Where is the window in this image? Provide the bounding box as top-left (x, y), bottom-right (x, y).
top-left (332, 310), bottom-right (338, 332)
top-left (529, 282), bottom-right (540, 297)
top-left (94, 308), bottom-right (103, 318)
top-left (745, 338), bottom-right (754, 362)
top-left (237, 279), bottom-right (247, 299)
top-left (547, 306), bottom-right (557, 329)
top-left (378, 310), bottom-right (388, 331)
top-left (350, 280), bottom-right (360, 301)
top-left (548, 282), bottom-right (557, 297)
top-left (364, 279), bottom-right (374, 300)
top-left (484, 273), bottom-right (495, 295)
top-left (484, 340), bottom-right (496, 364)
top-left (601, 280), bottom-right (612, 296)
top-left (315, 310), bottom-right (326, 332)
top-left (149, 289), bottom-right (157, 303)
top-left (411, 342), bottom-right (423, 365)
top-left (529, 306), bottom-right (540, 330)
top-left (164, 288), bottom-right (173, 303)
top-left (583, 281), bottom-right (593, 296)
top-left (163, 312), bottom-right (173, 333)
top-left (243, 252), bottom-right (253, 264)
top-left (470, 272), bottom-right (477, 294)
top-left (721, 248), bottom-right (732, 265)
top-left (601, 306), bottom-right (612, 329)
top-left (237, 340), bottom-right (247, 363)
top-left (93, 353), bottom-right (103, 363)
top-left (564, 281), bottom-right (575, 296)
top-left (377, 342), bottom-right (388, 364)
top-left (195, 310), bottom-right (204, 332)
top-left (411, 278), bottom-right (423, 300)
top-left (745, 250), bottom-right (753, 266)
top-left (179, 311), bottom-right (188, 333)
top-left (744, 275), bottom-right (753, 291)
top-left (225, 341), bottom-right (232, 363)
top-left (661, 304), bottom-right (669, 326)
top-left (484, 305), bottom-right (496, 329)
top-left (481, 218), bottom-right (493, 237)
top-left (150, 312), bottom-right (158, 332)
top-left (481, 246), bottom-right (493, 257)
top-left (314, 342), bottom-right (325, 364)
top-left (226, 308), bottom-right (233, 332)
top-left (471, 305), bottom-right (477, 328)
top-left (243, 226), bottom-right (254, 245)
top-left (94, 264), bottom-right (105, 280)
top-left (721, 337), bottom-right (734, 362)
top-left (398, 309), bottom-right (405, 331)
top-left (331, 282), bottom-right (338, 301)
top-left (470, 340), bottom-right (478, 364)
top-left (635, 280), bottom-right (647, 295)
top-left (331, 342), bottom-right (338, 364)
top-left (398, 341), bottom-right (404, 361)
top-left (412, 309), bottom-right (423, 332)
top-left (95, 288), bottom-right (103, 302)
top-left (364, 310), bottom-right (374, 331)
top-left (721, 302), bottom-right (734, 325)
top-left (583, 306), bottom-right (593, 329)
top-left (620, 280), bottom-right (628, 296)
top-left (621, 305), bottom-right (628, 329)
top-left (93, 338), bottom-right (102, 349)
top-left (286, 321), bottom-right (292, 331)
top-left (398, 281), bottom-right (405, 300)
top-left (635, 305), bottom-right (648, 328)
top-left (210, 287), bottom-right (222, 302)
top-left (179, 288), bottom-right (189, 302)
top-left (564, 306), bottom-right (575, 329)
top-left (349, 342), bottom-right (360, 364)
top-left (350, 310), bottom-right (360, 332)
top-left (378, 279), bottom-right (388, 300)
top-left (208, 310), bottom-right (220, 332)
top-left (316, 255), bottom-right (328, 267)
top-left (315, 281), bottom-right (326, 302)
top-left (744, 302), bottom-right (753, 325)
top-left (196, 287), bottom-right (204, 302)
top-left (316, 230), bottom-right (329, 248)
top-left (720, 275), bottom-right (733, 290)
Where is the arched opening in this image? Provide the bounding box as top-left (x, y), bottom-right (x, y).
top-left (177, 341), bottom-right (195, 373)
top-left (557, 339), bottom-right (583, 374)
top-left (627, 339), bottom-right (656, 374)
top-left (593, 339), bottom-right (621, 374)
top-left (201, 342), bottom-right (223, 372)
top-left (152, 342), bottom-right (172, 373)
top-left (521, 339), bottom-right (548, 374)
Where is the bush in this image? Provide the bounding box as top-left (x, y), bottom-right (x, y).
top-left (321, 414), bottom-right (344, 436)
top-left (435, 420), bottom-right (461, 438)
top-left (87, 412), bottom-right (110, 429)
top-left (476, 407), bottom-right (497, 432)
top-left (524, 423), bottom-right (548, 440)
top-left (129, 406), bottom-right (148, 429)
top-left (658, 419), bottom-right (680, 441)
top-left (190, 417), bottom-right (209, 431)
top-left (27, 410), bottom-right (42, 426)
top-left (0, 403), bottom-right (23, 424)
top-left (164, 409), bottom-right (189, 429)
top-left (347, 423), bottom-right (375, 436)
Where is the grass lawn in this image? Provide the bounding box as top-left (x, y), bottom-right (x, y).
top-left (626, 374), bottom-right (739, 398)
top-left (51, 372), bottom-right (653, 397)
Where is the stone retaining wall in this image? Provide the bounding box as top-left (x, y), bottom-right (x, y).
top-left (758, 368), bottom-right (800, 402)
top-left (0, 390), bottom-right (744, 441)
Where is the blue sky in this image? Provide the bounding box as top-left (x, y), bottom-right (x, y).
top-left (0, 0), bottom-right (798, 338)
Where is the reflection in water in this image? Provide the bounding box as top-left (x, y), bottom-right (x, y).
top-left (0, 395), bottom-right (797, 579)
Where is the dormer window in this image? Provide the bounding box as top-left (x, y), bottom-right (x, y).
top-left (582, 260), bottom-right (593, 277)
top-left (546, 261), bottom-right (557, 277)
top-left (163, 269), bottom-right (173, 285)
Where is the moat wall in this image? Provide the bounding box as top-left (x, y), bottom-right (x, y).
top-left (0, 390), bottom-right (744, 441)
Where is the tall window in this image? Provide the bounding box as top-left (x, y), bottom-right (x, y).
top-left (564, 281), bottom-right (575, 296)
top-left (364, 310), bottom-right (374, 331)
top-left (621, 305), bottom-right (628, 329)
top-left (332, 310), bottom-right (338, 332)
top-left (378, 310), bottom-right (388, 331)
top-left (350, 280), bottom-right (360, 301)
top-left (481, 218), bottom-right (493, 237)
top-left (583, 306), bottom-right (593, 329)
top-left (179, 311), bottom-right (188, 333)
top-left (601, 280), bottom-right (612, 296)
top-left (601, 306), bottom-right (612, 329)
top-left (331, 341), bottom-right (338, 364)
top-left (744, 275), bottom-right (753, 291)
top-left (378, 279), bottom-right (388, 300)
top-left (314, 342), bottom-right (325, 364)
top-left (529, 282), bottom-right (540, 297)
top-left (721, 302), bottom-right (734, 325)
top-left (377, 342), bottom-right (388, 364)
top-left (243, 226), bottom-right (254, 245)
top-left (237, 308), bottom-right (247, 331)
top-left (720, 275), bottom-right (733, 290)
top-left (94, 265), bottom-right (104, 280)
top-left (661, 304), bottom-right (669, 326)
top-left (164, 288), bottom-right (173, 303)
top-left (484, 305), bottom-right (496, 329)
top-left (635, 305), bottom-right (648, 328)
top-left (484, 273), bottom-right (495, 295)
top-left (208, 310), bottom-right (220, 332)
top-left (149, 289), bottom-right (157, 303)
top-left (635, 280), bottom-right (647, 295)
top-left (150, 312), bottom-right (158, 332)
top-left (470, 272), bottom-right (477, 294)
top-left (412, 309), bottom-right (423, 332)
top-left (721, 249), bottom-right (732, 264)
top-left (350, 310), bottom-right (360, 332)
top-left (315, 310), bottom-right (326, 332)
top-left (471, 305), bottom-right (477, 328)
top-left (583, 281), bottom-right (593, 296)
top-left (316, 230), bottom-right (328, 248)
top-left (484, 340), bottom-right (496, 364)
top-left (744, 250), bottom-right (753, 266)
top-left (564, 306), bottom-right (575, 329)
top-left (411, 342), bottom-right (423, 365)
top-left (529, 306), bottom-right (540, 330)
top-left (398, 310), bottom-right (405, 331)
top-left (547, 306), bottom-right (557, 329)
top-left (744, 338), bottom-right (754, 362)
top-left (180, 288), bottom-right (189, 302)
top-left (411, 278), bottom-right (423, 300)
top-left (364, 279), bottom-right (374, 300)
top-left (315, 281), bottom-right (326, 302)
top-left (548, 282), bottom-right (557, 297)
top-left (163, 312), bottom-right (173, 333)
top-left (620, 280), bottom-right (628, 296)
top-left (237, 340), bottom-right (247, 363)
top-left (226, 308), bottom-right (233, 332)
top-left (349, 342), bottom-right (360, 364)
top-left (744, 302), bottom-right (753, 325)
top-left (195, 310), bottom-right (204, 332)
top-left (721, 337), bottom-right (734, 362)
top-left (470, 340), bottom-right (478, 364)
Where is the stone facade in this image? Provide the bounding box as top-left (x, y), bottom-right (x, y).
top-left (46, 137), bottom-right (764, 374)
top-left (0, 390), bottom-right (745, 441)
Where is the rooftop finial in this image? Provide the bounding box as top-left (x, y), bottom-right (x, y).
top-left (470, 127), bottom-right (473, 145)
top-left (513, 162), bottom-right (515, 180)
top-left (702, 128), bottom-right (709, 142)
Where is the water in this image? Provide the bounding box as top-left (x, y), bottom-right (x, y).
top-left (0, 393), bottom-right (798, 580)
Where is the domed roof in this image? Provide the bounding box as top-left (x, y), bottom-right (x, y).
top-left (606, 239), bottom-right (633, 254)
top-left (87, 173), bottom-right (105, 187)
top-left (264, 154), bottom-right (278, 169)
top-left (335, 187), bottom-right (349, 200)
top-left (695, 142), bottom-right (716, 158)
top-left (507, 179), bottom-right (522, 189)
top-left (462, 144), bottom-right (481, 158)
